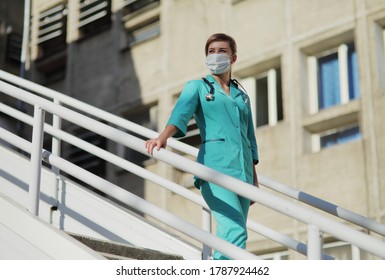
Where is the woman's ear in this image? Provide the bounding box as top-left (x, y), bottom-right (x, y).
top-left (231, 54), bottom-right (237, 64)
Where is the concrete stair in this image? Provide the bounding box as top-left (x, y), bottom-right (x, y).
top-left (69, 233), bottom-right (184, 260)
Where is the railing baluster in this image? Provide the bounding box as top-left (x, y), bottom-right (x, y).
top-left (202, 207), bottom-right (212, 259)
top-left (307, 224), bottom-right (323, 260)
top-left (29, 105), bottom-right (45, 216)
top-left (50, 98), bottom-right (62, 208)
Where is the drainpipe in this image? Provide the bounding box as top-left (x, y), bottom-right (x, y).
top-left (20, 0), bottom-right (31, 78)
top-left (17, 0), bottom-right (31, 136)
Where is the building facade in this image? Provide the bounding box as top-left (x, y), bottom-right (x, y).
top-left (2, 0), bottom-right (385, 259)
top-left (0, 0), bottom-right (25, 137)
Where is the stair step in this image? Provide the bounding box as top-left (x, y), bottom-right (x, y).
top-left (68, 232), bottom-right (184, 260)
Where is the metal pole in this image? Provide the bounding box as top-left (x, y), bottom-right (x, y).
top-left (307, 224), bottom-right (323, 260)
top-left (202, 208), bottom-right (212, 259)
top-left (50, 99), bottom-right (62, 208)
top-left (16, 0), bottom-right (31, 136)
top-left (29, 105), bottom-right (45, 215)
top-left (20, 0), bottom-right (31, 77)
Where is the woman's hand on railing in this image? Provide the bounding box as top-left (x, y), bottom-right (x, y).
top-left (145, 125), bottom-right (178, 155)
top-left (145, 137), bottom-right (167, 155)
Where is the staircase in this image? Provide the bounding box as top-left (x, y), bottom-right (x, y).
top-left (0, 142), bottom-right (201, 260)
top-left (1, 70), bottom-right (385, 260)
top-left (69, 233), bottom-right (184, 260)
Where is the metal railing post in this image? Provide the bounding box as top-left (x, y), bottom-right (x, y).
top-left (29, 105), bottom-right (45, 216)
top-left (307, 224), bottom-right (323, 260)
top-left (50, 99), bottom-right (62, 208)
top-left (202, 207), bottom-right (212, 259)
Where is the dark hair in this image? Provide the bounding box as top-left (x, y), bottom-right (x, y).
top-left (205, 33), bottom-right (237, 56)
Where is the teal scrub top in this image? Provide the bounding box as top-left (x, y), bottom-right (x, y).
top-left (167, 75), bottom-right (259, 188)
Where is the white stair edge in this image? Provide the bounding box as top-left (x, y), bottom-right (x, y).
top-left (0, 192), bottom-right (105, 260)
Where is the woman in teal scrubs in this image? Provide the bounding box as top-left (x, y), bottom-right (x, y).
top-left (145, 33), bottom-right (259, 260)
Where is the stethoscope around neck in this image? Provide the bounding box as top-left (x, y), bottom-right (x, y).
top-left (202, 77), bottom-right (248, 103)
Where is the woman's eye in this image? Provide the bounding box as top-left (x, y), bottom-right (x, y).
top-left (208, 49), bottom-right (228, 54)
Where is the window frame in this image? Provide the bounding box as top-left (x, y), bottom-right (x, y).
top-left (373, 20), bottom-right (385, 93)
top-left (307, 43), bottom-right (360, 114)
top-left (323, 241), bottom-right (362, 260)
top-left (304, 38), bottom-right (362, 153)
top-left (77, 0), bottom-right (112, 38)
top-left (311, 123), bottom-right (362, 153)
top-left (256, 241), bottom-right (365, 260)
top-left (121, 0), bottom-right (161, 48)
top-left (37, 3), bottom-right (68, 58)
top-left (240, 67), bottom-right (283, 129)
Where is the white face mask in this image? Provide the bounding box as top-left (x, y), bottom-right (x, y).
top-left (206, 53), bottom-right (231, 74)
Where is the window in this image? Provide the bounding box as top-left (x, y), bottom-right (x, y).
top-left (121, 0), bottom-right (160, 47)
top-left (308, 43), bottom-right (360, 113)
top-left (123, 0), bottom-right (160, 15)
top-left (78, 0), bottom-right (112, 38)
top-left (37, 3), bottom-right (67, 58)
top-left (5, 30), bottom-right (22, 64)
top-left (320, 125), bottom-right (361, 148)
top-left (259, 241), bottom-right (372, 259)
top-left (36, 3), bottom-right (67, 85)
top-left (323, 241), bottom-right (373, 260)
top-left (126, 18), bottom-right (160, 46)
top-left (311, 124), bottom-right (362, 152)
top-left (305, 41), bottom-right (362, 152)
top-left (240, 68), bottom-right (283, 128)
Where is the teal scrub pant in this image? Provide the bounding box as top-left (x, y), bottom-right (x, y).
top-left (201, 181), bottom-right (250, 260)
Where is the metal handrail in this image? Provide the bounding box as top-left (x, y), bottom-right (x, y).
top-left (1, 70), bottom-right (383, 237)
top-left (0, 70), bottom-right (197, 156)
top-left (0, 127), bottom-right (258, 260)
top-left (260, 177), bottom-right (385, 236)
top-left (0, 101), bottom-right (332, 259)
top-left (1, 80), bottom-right (385, 259)
top-left (0, 69), bottom-right (331, 258)
top-left (0, 102), bottom-right (205, 207)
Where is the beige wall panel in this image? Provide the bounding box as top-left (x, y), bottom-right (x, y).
top-left (255, 123), bottom-right (293, 184)
top-left (130, 39), bottom-right (166, 96)
top-left (231, 0), bottom-right (286, 56)
top-left (248, 191), bottom-right (300, 236)
top-left (366, 0), bottom-right (385, 11)
top-left (291, 0), bottom-right (355, 36)
top-left (299, 141), bottom-right (367, 214)
top-left (34, 0), bottom-right (63, 10)
top-left (163, 0), bottom-right (230, 82)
